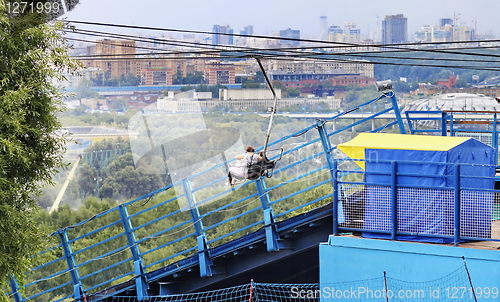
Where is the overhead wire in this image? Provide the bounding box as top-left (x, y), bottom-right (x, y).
top-left (67, 26), bottom-right (500, 61)
top-left (63, 24), bottom-right (500, 71)
top-left (62, 19), bottom-right (500, 61)
top-left (63, 19), bottom-right (500, 53)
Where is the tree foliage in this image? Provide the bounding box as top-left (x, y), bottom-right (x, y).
top-left (0, 1), bottom-right (80, 294)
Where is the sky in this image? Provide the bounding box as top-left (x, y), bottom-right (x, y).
top-left (62, 0), bottom-right (500, 40)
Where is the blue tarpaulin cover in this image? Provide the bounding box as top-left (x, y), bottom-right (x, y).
top-left (338, 133), bottom-right (496, 243)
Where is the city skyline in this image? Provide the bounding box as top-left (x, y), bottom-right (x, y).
top-left (62, 0), bottom-right (500, 39)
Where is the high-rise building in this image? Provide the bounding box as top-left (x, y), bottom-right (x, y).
top-left (279, 28), bottom-right (300, 46)
top-left (382, 14), bottom-right (407, 44)
top-left (240, 25), bottom-right (253, 36)
top-left (212, 24), bottom-right (233, 45)
top-left (328, 25), bottom-right (344, 43)
top-left (327, 23), bottom-right (361, 43)
top-left (344, 22), bottom-right (361, 43)
top-left (319, 16), bottom-right (328, 40)
top-left (440, 18), bottom-right (453, 27)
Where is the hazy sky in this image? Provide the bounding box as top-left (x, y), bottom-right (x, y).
top-left (63, 0), bottom-right (500, 39)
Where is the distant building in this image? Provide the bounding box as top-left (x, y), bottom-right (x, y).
top-left (267, 59), bottom-right (374, 78)
top-left (319, 16), bottom-right (328, 40)
top-left (219, 88), bottom-right (282, 100)
top-left (328, 25), bottom-right (344, 43)
top-left (414, 25), bottom-right (451, 43)
top-left (411, 87), bottom-right (500, 99)
top-left (91, 39), bottom-right (137, 79)
top-left (212, 24), bottom-right (233, 45)
top-left (140, 67), bottom-right (173, 86)
top-left (204, 61), bottom-right (235, 85)
top-left (269, 72), bottom-right (376, 89)
top-left (439, 18), bottom-right (453, 27)
top-left (328, 22), bottom-right (361, 43)
top-left (437, 76), bottom-right (457, 89)
top-left (156, 89), bottom-right (339, 113)
top-left (404, 93), bottom-right (500, 112)
top-left (240, 25), bottom-right (253, 36)
top-left (414, 23), bottom-right (474, 43)
top-left (279, 28), bottom-right (300, 46)
top-left (344, 22), bottom-right (361, 43)
top-left (81, 98), bottom-right (105, 110)
top-left (382, 14), bottom-right (407, 44)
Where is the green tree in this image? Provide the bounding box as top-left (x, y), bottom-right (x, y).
top-left (75, 78), bottom-right (99, 99)
top-left (0, 2), bottom-right (80, 295)
top-left (286, 88), bottom-right (301, 97)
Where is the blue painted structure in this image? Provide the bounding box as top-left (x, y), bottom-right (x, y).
top-left (64, 84), bottom-right (242, 93)
top-left (7, 90), bottom-right (500, 301)
top-left (320, 236), bottom-right (500, 300)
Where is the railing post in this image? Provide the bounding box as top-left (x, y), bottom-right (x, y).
top-left (56, 229), bottom-right (85, 301)
top-left (8, 275), bottom-right (23, 302)
top-left (389, 92), bottom-right (407, 134)
top-left (255, 178), bottom-right (281, 252)
top-left (118, 205), bottom-right (149, 300)
top-left (441, 112), bottom-right (448, 136)
top-left (449, 113), bottom-right (455, 137)
top-left (316, 120), bottom-right (340, 235)
top-left (454, 164), bottom-right (461, 246)
top-left (493, 113), bottom-right (498, 165)
top-left (182, 179), bottom-right (213, 276)
top-left (332, 159), bottom-right (339, 236)
top-left (391, 161), bottom-right (398, 241)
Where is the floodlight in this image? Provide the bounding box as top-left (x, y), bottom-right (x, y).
top-left (375, 80), bottom-right (393, 92)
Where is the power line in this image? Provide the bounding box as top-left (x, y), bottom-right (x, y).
top-left (65, 24), bottom-right (500, 65)
top-left (65, 23), bottom-right (500, 58)
top-left (63, 21), bottom-right (500, 72)
top-left (64, 19), bottom-right (500, 51)
top-left (68, 29), bottom-right (500, 65)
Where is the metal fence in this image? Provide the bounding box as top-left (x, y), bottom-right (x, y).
top-left (335, 158), bottom-right (500, 244)
top-left (10, 91), bottom-right (486, 302)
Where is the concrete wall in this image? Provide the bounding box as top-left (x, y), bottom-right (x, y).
top-left (319, 236), bottom-right (500, 301)
top-left (220, 88), bottom-right (282, 100)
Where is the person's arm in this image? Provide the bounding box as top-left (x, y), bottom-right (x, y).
top-left (235, 154), bottom-right (245, 160)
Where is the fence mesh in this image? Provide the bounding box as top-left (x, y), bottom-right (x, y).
top-left (339, 185), bottom-right (500, 241)
top-left (92, 265), bottom-right (484, 301)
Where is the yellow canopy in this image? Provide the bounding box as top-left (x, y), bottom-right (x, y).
top-left (337, 133), bottom-right (469, 169)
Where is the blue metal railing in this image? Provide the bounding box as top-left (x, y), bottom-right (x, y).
top-left (5, 91), bottom-right (415, 302)
top-left (333, 157), bottom-right (499, 246)
top-left (405, 110), bottom-right (500, 165)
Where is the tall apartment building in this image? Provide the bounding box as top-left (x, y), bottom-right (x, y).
top-left (91, 39), bottom-right (137, 78)
top-left (204, 61), bottom-right (235, 85)
top-left (328, 25), bottom-right (344, 43)
top-left (212, 24), bottom-right (234, 45)
top-left (240, 25), bottom-right (253, 36)
top-left (319, 16), bottom-right (328, 40)
top-left (414, 22), bottom-right (474, 43)
top-left (382, 14), bottom-right (407, 44)
top-left (140, 67), bottom-right (173, 86)
top-left (328, 22), bottom-right (361, 43)
top-left (440, 18), bottom-right (453, 27)
top-left (279, 28), bottom-right (300, 46)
